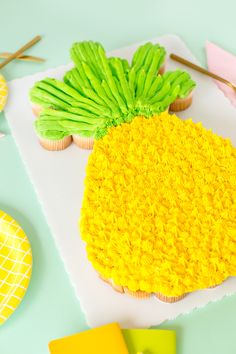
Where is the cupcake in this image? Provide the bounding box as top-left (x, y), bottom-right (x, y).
top-left (155, 293), bottom-right (186, 303)
top-left (109, 279), bottom-right (124, 293)
top-left (162, 70), bottom-right (196, 111)
top-left (38, 136), bottom-right (72, 151)
top-left (72, 135), bottom-right (94, 149)
top-left (123, 288), bottom-right (151, 299)
top-left (130, 42), bottom-right (166, 77)
top-left (30, 78), bottom-right (99, 150)
top-left (30, 78), bottom-right (71, 116)
top-left (34, 111), bottom-right (72, 151)
top-left (170, 91), bottom-right (193, 112)
top-left (34, 106), bottom-right (102, 151)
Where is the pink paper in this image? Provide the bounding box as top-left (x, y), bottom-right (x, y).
top-left (206, 41), bottom-right (236, 108)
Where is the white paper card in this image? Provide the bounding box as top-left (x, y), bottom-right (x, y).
top-left (4, 34), bottom-right (236, 328)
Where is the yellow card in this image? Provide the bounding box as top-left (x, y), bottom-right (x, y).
top-left (49, 323), bottom-right (129, 354)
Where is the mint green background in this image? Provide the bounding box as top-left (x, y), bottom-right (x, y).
top-left (0, 0), bottom-right (236, 353)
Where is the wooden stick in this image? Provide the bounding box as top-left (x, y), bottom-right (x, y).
top-left (170, 53), bottom-right (236, 92)
top-left (0, 52), bottom-right (44, 63)
top-left (0, 35), bottom-right (42, 69)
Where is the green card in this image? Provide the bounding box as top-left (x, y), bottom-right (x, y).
top-left (122, 329), bottom-right (176, 354)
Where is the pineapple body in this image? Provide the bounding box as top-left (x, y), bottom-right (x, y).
top-left (80, 112), bottom-right (236, 297)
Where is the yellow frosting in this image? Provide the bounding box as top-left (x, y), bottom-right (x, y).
top-left (80, 112), bottom-right (236, 296)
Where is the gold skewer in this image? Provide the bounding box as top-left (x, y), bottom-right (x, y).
top-left (0, 35), bottom-right (42, 138)
top-left (170, 53), bottom-right (236, 93)
top-left (0, 35), bottom-right (42, 70)
top-left (0, 52), bottom-right (44, 63)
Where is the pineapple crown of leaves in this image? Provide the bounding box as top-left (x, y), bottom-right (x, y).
top-left (30, 41), bottom-right (196, 140)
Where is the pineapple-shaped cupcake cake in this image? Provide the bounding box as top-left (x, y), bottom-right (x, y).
top-left (30, 41), bottom-right (236, 302)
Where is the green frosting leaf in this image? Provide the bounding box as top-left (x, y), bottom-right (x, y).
top-left (162, 70), bottom-right (196, 98)
top-left (30, 41), bottom-right (196, 141)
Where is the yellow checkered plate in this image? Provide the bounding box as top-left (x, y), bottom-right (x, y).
top-left (0, 210), bottom-right (32, 325)
top-left (0, 74), bottom-right (8, 112)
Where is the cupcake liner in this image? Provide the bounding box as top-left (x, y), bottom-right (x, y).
top-left (170, 91), bottom-right (193, 112)
top-left (39, 135), bottom-right (72, 151)
top-left (32, 103), bottom-right (43, 117)
top-left (109, 279), bottom-right (124, 293)
top-left (73, 135), bottom-right (94, 150)
top-left (98, 274), bottom-right (187, 301)
top-left (209, 281), bottom-right (223, 289)
top-left (99, 274), bottom-right (124, 293)
top-left (99, 274), bottom-right (110, 284)
top-left (124, 287), bottom-right (151, 299)
top-left (155, 292), bottom-right (186, 303)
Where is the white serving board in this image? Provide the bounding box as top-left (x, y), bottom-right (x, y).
top-left (4, 34), bottom-right (236, 328)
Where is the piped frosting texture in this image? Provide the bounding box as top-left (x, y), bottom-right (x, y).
top-left (163, 70), bottom-right (195, 98)
top-left (80, 112), bottom-right (236, 296)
